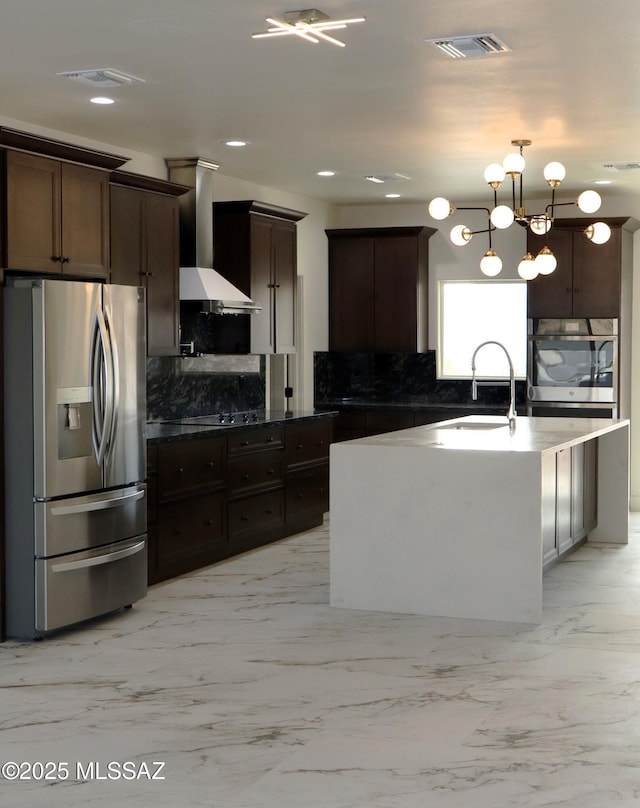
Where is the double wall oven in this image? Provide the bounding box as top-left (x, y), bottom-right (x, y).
top-left (527, 318), bottom-right (618, 418)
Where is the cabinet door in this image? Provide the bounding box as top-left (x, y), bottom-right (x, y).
top-left (572, 228), bottom-right (621, 317)
top-left (60, 163), bottom-right (109, 278)
top-left (373, 237), bottom-right (419, 351)
top-left (527, 228), bottom-right (574, 318)
top-left (273, 219), bottom-right (297, 353)
top-left (329, 237), bottom-right (375, 351)
top-left (6, 151), bottom-right (61, 273)
top-left (145, 193), bottom-right (180, 356)
top-left (250, 216), bottom-right (275, 353)
top-left (109, 185), bottom-right (144, 286)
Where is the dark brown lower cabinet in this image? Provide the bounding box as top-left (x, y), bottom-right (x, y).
top-left (147, 416), bottom-right (333, 585)
top-left (156, 492), bottom-right (226, 580)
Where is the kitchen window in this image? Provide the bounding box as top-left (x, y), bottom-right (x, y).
top-left (438, 280), bottom-right (527, 380)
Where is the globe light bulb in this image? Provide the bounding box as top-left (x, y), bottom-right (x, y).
top-left (534, 246), bottom-right (557, 275)
top-left (428, 197), bottom-right (454, 220)
top-left (450, 224), bottom-right (473, 246)
top-left (483, 163), bottom-right (505, 187)
top-left (576, 189), bottom-right (602, 214)
top-left (529, 215), bottom-right (552, 235)
top-left (480, 249), bottom-right (502, 276)
top-left (585, 221), bottom-right (612, 244)
top-left (517, 253), bottom-right (538, 280)
top-left (543, 161), bottom-right (566, 186)
top-left (490, 205), bottom-right (515, 229)
top-left (503, 151), bottom-right (525, 176)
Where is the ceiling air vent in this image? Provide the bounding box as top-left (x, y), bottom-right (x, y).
top-left (602, 162), bottom-right (640, 172)
top-left (57, 68), bottom-right (145, 88)
top-left (425, 33), bottom-right (511, 59)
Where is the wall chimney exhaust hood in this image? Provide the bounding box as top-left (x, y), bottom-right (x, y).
top-left (165, 157), bottom-right (261, 314)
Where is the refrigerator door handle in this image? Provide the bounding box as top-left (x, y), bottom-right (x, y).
top-left (50, 540), bottom-right (146, 573)
top-left (103, 301), bottom-right (120, 466)
top-left (50, 488), bottom-right (145, 516)
top-left (90, 305), bottom-right (114, 467)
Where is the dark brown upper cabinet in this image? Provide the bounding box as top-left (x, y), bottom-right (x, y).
top-left (326, 226), bottom-right (435, 352)
top-left (212, 201), bottom-right (307, 354)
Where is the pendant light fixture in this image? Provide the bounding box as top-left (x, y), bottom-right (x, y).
top-left (252, 9), bottom-right (365, 47)
top-left (428, 139), bottom-right (612, 279)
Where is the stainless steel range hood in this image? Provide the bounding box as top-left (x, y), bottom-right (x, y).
top-left (165, 157), bottom-right (261, 314)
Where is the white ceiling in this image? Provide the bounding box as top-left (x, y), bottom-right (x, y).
top-left (1, 0), bottom-right (639, 207)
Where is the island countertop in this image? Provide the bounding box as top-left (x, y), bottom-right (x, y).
top-left (330, 415), bottom-right (630, 624)
top-left (349, 414), bottom-right (630, 454)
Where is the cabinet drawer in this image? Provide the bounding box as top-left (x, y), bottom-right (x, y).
top-left (228, 450), bottom-right (284, 497)
top-left (157, 492), bottom-right (226, 564)
top-left (158, 437), bottom-right (226, 501)
top-left (286, 464), bottom-right (329, 521)
top-left (228, 489), bottom-right (285, 541)
top-left (227, 425), bottom-right (284, 456)
top-left (286, 420), bottom-right (332, 468)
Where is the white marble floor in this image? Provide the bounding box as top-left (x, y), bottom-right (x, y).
top-left (3, 515), bottom-right (640, 807)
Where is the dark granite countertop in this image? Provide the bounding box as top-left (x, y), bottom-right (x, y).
top-left (146, 409), bottom-right (337, 445)
top-left (314, 398), bottom-right (510, 414)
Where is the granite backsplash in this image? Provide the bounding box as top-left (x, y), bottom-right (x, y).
top-left (147, 355), bottom-right (265, 421)
top-left (314, 351), bottom-right (526, 410)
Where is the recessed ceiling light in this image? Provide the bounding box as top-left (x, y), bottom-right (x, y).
top-left (317, 170), bottom-right (335, 177)
top-left (593, 179), bottom-right (612, 185)
top-left (364, 175), bottom-right (385, 184)
top-left (90, 96), bottom-right (115, 105)
top-left (385, 193), bottom-right (401, 198)
top-left (224, 139), bottom-right (249, 147)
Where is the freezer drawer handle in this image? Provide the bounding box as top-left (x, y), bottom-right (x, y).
top-left (51, 489), bottom-right (145, 516)
top-left (51, 540), bottom-right (145, 573)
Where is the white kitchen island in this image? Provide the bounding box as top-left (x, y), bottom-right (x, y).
top-left (330, 415), bottom-right (629, 624)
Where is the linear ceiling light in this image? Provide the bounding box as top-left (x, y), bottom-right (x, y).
top-left (252, 9), bottom-right (365, 47)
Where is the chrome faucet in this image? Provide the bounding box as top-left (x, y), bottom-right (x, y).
top-left (471, 341), bottom-right (517, 431)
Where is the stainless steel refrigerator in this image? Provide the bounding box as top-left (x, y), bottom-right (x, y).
top-left (4, 278), bottom-right (147, 638)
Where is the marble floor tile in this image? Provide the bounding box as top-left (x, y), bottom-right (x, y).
top-left (2, 515), bottom-right (640, 806)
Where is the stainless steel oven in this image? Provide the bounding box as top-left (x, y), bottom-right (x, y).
top-left (527, 318), bottom-right (618, 418)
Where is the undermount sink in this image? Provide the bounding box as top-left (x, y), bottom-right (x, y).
top-left (437, 419), bottom-right (507, 431)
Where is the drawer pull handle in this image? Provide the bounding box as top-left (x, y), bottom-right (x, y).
top-left (204, 519), bottom-right (214, 526)
top-left (240, 515), bottom-right (249, 522)
top-left (207, 461), bottom-right (215, 468)
top-left (267, 437), bottom-right (274, 442)
top-left (267, 469), bottom-right (274, 475)
top-left (266, 508), bottom-right (273, 514)
top-left (242, 440), bottom-right (250, 446)
top-left (177, 467), bottom-right (184, 474)
top-left (242, 474), bottom-right (250, 480)
top-left (297, 493), bottom-right (303, 499)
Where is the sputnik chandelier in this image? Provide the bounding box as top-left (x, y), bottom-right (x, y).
top-left (252, 8), bottom-right (365, 47)
top-left (428, 139), bottom-right (611, 280)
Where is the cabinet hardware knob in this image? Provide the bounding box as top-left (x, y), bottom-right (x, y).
top-left (574, 288), bottom-right (579, 293)
top-left (207, 461), bottom-right (215, 467)
top-left (242, 474), bottom-right (250, 480)
top-left (242, 440), bottom-right (250, 446)
top-left (267, 469), bottom-right (274, 475)
top-left (266, 508), bottom-right (273, 514)
top-left (61, 257), bottom-right (70, 264)
top-left (51, 255), bottom-right (62, 262)
top-left (267, 437), bottom-right (274, 442)
top-left (566, 288), bottom-right (572, 293)
top-left (174, 529), bottom-right (182, 536)
top-left (177, 467), bottom-right (184, 474)
top-left (204, 519), bottom-right (213, 526)
top-left (240, 515), bottom-right (249, 521)
top-left (297, 444), bottom-right (304, 450)
top-left (297, 493), bottom-right (303, 499)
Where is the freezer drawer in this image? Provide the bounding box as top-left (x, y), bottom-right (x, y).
top-left (35, 536), bottom-right (147, 635)
top-left (35, 484), bottom-right (147, 557)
